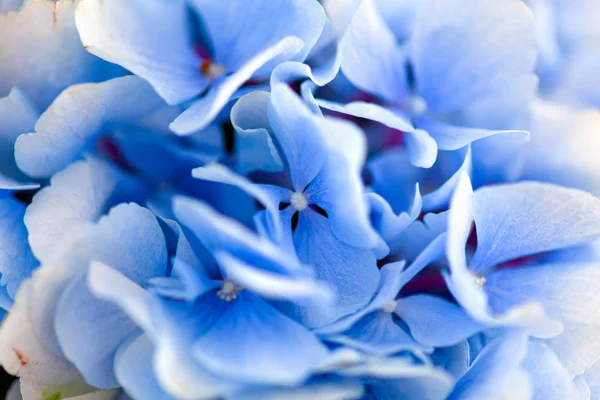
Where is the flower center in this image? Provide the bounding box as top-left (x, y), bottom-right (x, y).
top-left (474, 276), bottom-right (487, 286)
top-left (200, 59), bottom-right (225, 80)
top-left (290, 192), bottom-right (309, 211)
top-left (217, 280), bottom-right (243, 302)
top-left (407, 95), bottom-right (428, 117)
top-left (382, 300), bottom-right (397, 313)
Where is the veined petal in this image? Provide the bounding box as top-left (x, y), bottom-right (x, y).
top-left (193, 292), bottom-right (329, 385)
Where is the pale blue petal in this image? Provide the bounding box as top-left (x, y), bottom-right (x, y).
top-left (411, 0), bottom-right (537, 114)
top-left (470, 182), bottom-right (600, 272)
top-left (447, 331), bottom-right (531, 400)
top-left (54, 205), bottom-right (168, 388)
top-left (485, 261), bottom-right (600, 374)
top-left (404, 128), bottom-right (438, 168)
top-left (25, 158), bottom-right (144, 263)
top-left (170, 37), bottom-right (305, 134)
top-left (114, 335), bottom-right (173, 400)
top-left (267, 83), bottom-right (328, 190)
top-left (307, 146), bottom-right (379, 250)
top-left (193, 292), bottom-right (329, 385)
top-left (315, 261), bottom-right (406, 335)
top-left (416, 117), bottom-right (530, 151)
top-left (523, 341), bottom-right (579, 400)
top-left (192, 164), bottom-right (283, 243)
top-left (340, 0), bottom-right (409, 103)
top-left (76, 0), bottom-right (206, 105)
top-left (397, 294), bottom-right (485, 347)
top-left (15, 76), bottom-right (166, 178)
top-left (367, 189), bottom-right (422, 244)
top-left (230, 91), bottom-right (284, 174)
top-left (189, 0), bottom-right (325, 75)
top-left (151, 297), bottom-right (240, 399)
top-left (28, 204), bottom-right (166, 355)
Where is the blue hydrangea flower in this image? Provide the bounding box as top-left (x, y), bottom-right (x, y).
top-left (445, 173), bottom-right (600, 376)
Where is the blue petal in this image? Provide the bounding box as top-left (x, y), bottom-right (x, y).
top-left (0, 195), bottom-right (37, 302)
top-left (325, 312), bottom-right (426, 356)
top-left (523, 341), bottom-right (578, 400)
top-left (24, 158), bottom-right (144, 263)
top-left (0, 88), bottom-right (39, 184)
top-left (189, 0), bottom-right (325, 76)
top-left (367, 190), bottom-right (421, 255)
top-left (231, 379), bottom-right (364, 400)
top-left (192, 163), bottom-right (283, 243)
top-left (0, 0), bottom-right (124, 110)
top-left (485, 261), bottom-right (600, 375)
top-left (150, 297), bottom-right (240, 399)
top-left (267, 83), bottom-right (328, 190)
top-left (396, 294), bottom-right (485, 347)
top-left (315, 261), bottom-right (406, 335)
top-left (447, 331), bottom-right (531, 400)
top-left (170, 37), bottom-right (305, 134)
top-left (411, 0), bottom-right (537, 114)
top-left (280, 211), bottom-right (379, 328)
top-left (114, 335), bottom-right (173, 400)
top-left (28, 204), bottom-right (166, 355)
top-left (316, 100), bottom-right (414, 133)
top-left (214, 251), bottom-right (333, 304)
top-left (193, 292), bottom-right (329, 385)
top-left (173, 196), bottom-right (308, 278)
top-left (416, 117), bottom-right (530, 151)
top-left (340, 358), bottom-right (454, 400)
top-left (307, 134), bottom-right (379, 250)
top-left (53, 204), bottom-right (168, 388)
top-left (339, 0), bottom-right (409, 104)
top-left (75, 0), bottom-right (207, 105)
top-left (15, 76), bottom-right (166, 178)
top-left (230, 91), bottom-right (284, 174)
top-left (470, 182), bottom-right (600, 272)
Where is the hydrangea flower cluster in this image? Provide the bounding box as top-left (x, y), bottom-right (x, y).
top-left (0, 0), bottom-right (600, 399)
